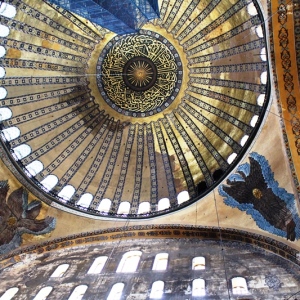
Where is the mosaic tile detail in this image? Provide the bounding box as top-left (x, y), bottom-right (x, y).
top-left (187, 85), bottom-right (259, 114)
top-left (9, 102), bottom-right (96, 147)
top-left (92, 124), bottom-right (123, 203)
top-left (110, 125), bottom-right (136, 211)
top-left (1, 76), bottom-right (86, 87)
top-left (0, 17), bottom-right (92, 54)
top-left (146, 123), bottom-right (158, 211)
top-left (189, 39), bottom-right (264, 64)
top-left (0, 38), bottom-right (88, 64)
top-left (24, 109), bottom-right (101, 168)
top-left (154, 122), bottom-right (177, 202)
top-left (169, 111), bottom-right (212, 189)
top-left (176, 107), bottom-right (228, 172)
top-left (184, 93), bottom-right (253, 134)
top-left (177, 0), bottom-right (222, 42)
top-left (1, 86), bottom-right (84, 107)
top-left (180, 103), bottom-right (242, 154)
top-left (58, 120), bottom-right (116, 200)
top-left (162, 117), bottom-right (195, 200)
top-left (187, 16), bottom-right (261, 56)
top-left (183, 0), bottom-right (249, 48)
top-left (265, 273), bottom-right (282, 291)
top-left (6, 95), bottom-right (89, 127)
top-left (131, 125), bottom-right (144, 211)
top-left (219, 152), bottom-right (300, 241)
top-left (162, 0), bottom-right (184, 30)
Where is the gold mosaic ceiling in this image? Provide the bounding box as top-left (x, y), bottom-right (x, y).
top-left (0, 0), bottom-right (269, 218)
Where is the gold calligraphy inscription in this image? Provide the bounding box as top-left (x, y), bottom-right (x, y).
top-left (101, 35), bottom-right (178, 113)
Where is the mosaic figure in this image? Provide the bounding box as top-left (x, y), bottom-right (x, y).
top-left (0, 181), bottom-right (56, 254)
top-left (219, 152), bottom-right (300, 241)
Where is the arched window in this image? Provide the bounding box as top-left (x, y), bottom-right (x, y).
top-left (149, 281), bottom-right (164, 299)
top-left (50, 264), bottom-right (69, 278)
top-left (231, 277), bottom-right (248, 295)
top-left (256, 25), bottom-right (263, 38)
top-left (152, 253), bottom-right (168, 271)
top-left (0, 25), bottom-right (9, 37)
top-left (137, 201), bottom-right (150, 214)
top-left (1, 127), bottom-right (20, 141)
top-left (227, 153), bottom-right (237, 164)
top-left (0, 87), bottom-right (7, 100)
top-left (257, 94), bottom-right (265, 106)
top-left (116, 251), bottom-right (142, 273)
top-left (26, 160), bottom-right (43, 176)
top-left (177, 190), bottom-right (189, 204)
top-left (192, 279), bottom-right (205, 296)
top-left (87, 256), bottom-right (108, 274)
top-left (0, 3), bottom-right (17, 18)
top-left (0, 46), bottom-right (6, 58)
top-left (157, 198), bottom-right (170, 211)
top-left (107, 283), bottom-right (124, 300)
top-left (192, 257), bottom-right (205, 270)
top-left (41, 175), bottom-right (58, 191)
top-left (58, 185), bottom-right (75, 201)
top-left (13, 144), bottom-right (31, 160)
top-left (117, 201), bottom-right (130, 215)
top-left (0, 107), bottom-right (11, 121)
top-left (32, 286), bottom-right (53, 300)
top-left (247, 2), bottom-right (257, 16)
top-left (260, 71), bottom-right (267, 84)
top-left (240, 135), bottom-right (249, 146)
top-left (97, 198), bottom-right (111, 213)
top-left (260, 47), bottom-right (266, 61)
top-left (0, 67), bottom-right (5, 78)
top-left (77, 193), bottom-right (93, 208)
top-left (250, 115), bottom-right (259, 127)
top-left (68, 285), bottom-right (88, 300)
top-left (0, 287), bottom-right (19, 300)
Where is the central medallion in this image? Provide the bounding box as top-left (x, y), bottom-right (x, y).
top-left (97, 30), bottom-right (182, 117)
top-left (123, 57), bottom-right (157, 91)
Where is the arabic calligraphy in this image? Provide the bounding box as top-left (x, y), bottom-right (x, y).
top-left (97, 32), bottom-right (182, 117)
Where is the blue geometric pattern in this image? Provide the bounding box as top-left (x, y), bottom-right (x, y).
top-left (47, 0), bottom-right (160, 34)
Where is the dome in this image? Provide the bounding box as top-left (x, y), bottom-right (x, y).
top-left (0, 0), bottom-right (269, 218)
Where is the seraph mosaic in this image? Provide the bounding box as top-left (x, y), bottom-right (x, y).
top-left (0, 181), bottom-right (56, 254)
top-left (219, 152), bottom-right (300, 241)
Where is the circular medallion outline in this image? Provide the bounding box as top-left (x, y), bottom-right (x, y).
top-left (96, 30), bottom-right (183, 117)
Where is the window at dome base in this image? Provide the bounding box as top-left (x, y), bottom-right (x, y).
top-left (0, 0), bottom-right (271, 219)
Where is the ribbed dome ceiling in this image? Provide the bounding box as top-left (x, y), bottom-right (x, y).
top-left (0, 0), bottom-right (269, 218)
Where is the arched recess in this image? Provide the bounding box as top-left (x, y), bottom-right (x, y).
top-left (149, 281), bottom-right (164, 299)
top-left (117, 201), bottom-right (130, 215)
top-left (152, 253), bottom-right (168, 271)
top-left (68, 285), bottom-right (88, 300)
top-left (32, 286), bottom-right (53, 300)
top-left (50, 264), bottom-right (69, 278)
top-left (58, 185), bottom-right (75, 201)
top-left (107, 283), bottom-right (124, 300)
top-left (40, 175), bottom-right (58, 191)
top-left (87, 256), bottom-right (108, 274)
top-left (192, 278), bottom-right (206, 296)
top-left (0, 287), bottom-right (19, 300)
top-left (77, 193), bottom-right (93, 208)
top-left (116, 251), bottom-right (142, 273)
top-left (231, 277), bottom-right (248, 295)
top-left (97, 198), bottom-right (111, 213)
top-left (137, 201), bottom-right (150, 214)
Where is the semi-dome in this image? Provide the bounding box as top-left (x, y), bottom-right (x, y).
top-left (0, 0), bottom-right (269, 218)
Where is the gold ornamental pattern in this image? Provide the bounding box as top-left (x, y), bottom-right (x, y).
top-left (98, 33), bottom-right (182, 117)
